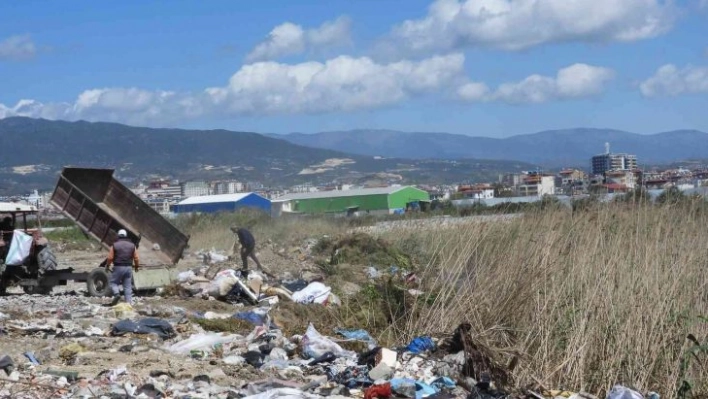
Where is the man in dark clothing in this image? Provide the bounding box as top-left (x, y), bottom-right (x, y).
top-left (106, 229), bottom-right (140, 305)
top-left (231, 226), bottom-right (264, 272)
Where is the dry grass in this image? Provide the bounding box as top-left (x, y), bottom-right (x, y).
top-left (180, 202), bottom-right (708, 397)
top-left (173, 210), bottom-right (348, 252)
top-left (394, 203), bottom-right (708, 397)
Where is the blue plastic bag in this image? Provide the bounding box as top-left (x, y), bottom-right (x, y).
top-left (405, 336), bottom-right (435, 354)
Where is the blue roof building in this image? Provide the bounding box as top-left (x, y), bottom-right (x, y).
top-left (172, 193), bottom-right (271, 214)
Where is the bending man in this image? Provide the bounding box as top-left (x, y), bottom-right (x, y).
top-left (107, 229), bottom-right (140, 305)
top-left (231, 226), bottom-right (263, 272)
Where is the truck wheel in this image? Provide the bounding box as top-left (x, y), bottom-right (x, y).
top-left (87, 268), bottom-right (112, 297)
top-left (22, 285), bottom-right (53, 295)
top-left (37, 247), bottom-right (58, 273)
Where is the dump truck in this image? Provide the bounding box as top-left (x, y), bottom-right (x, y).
top-left (0, 167), bottom-right (190, 296)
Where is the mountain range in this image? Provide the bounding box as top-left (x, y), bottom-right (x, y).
top-left (273, 128), bottom-right (708, 166)
top-left (1, 117), bottom-right (707, 196)
top-left (0, 117), bottom-right (532, 195)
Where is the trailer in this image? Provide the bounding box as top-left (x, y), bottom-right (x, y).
top-left (0, 167), bottom-right (190, 296)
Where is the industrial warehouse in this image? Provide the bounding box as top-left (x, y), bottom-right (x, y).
top-left (171, 192), bottom-right (271, 214)
top-left (271, 186), bottom-right (430, 216)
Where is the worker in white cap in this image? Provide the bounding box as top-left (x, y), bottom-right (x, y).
top-left (106, 229), bottom-right (140, 305)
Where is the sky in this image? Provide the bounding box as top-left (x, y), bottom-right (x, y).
top-left (1, 0), bottom-right (707, 137)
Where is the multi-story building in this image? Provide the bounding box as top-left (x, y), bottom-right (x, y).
top-left (516, 174), bottom-right (555, 197)
top-left (559, 169), bottom-right (587, 186)
top-left (181, 181), bottom-right (211, 198)
top-left (605, 170), bottom-right (638, 190)
top-left (213, 181), bottom-right (244, 195)
top-left (457, 184), bottom-right (495, 199)
top-left (591, 143), bottom-right (637, 175)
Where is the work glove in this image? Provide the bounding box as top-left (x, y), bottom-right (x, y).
top-left (133, 264), bottom-right (140, 272)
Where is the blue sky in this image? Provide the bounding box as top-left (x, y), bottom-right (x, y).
top-left (1, 0), bottom-right (707, 137)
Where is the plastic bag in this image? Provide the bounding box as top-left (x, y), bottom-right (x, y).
top-left (208, 269), bottom-right (239, 297)
top-left (335, 328), bottom-right (378, 349)
top-left (242, 388), bottom-right (322, 399)
top-left (292, 282), bottom-right (332, 304)
top-left (301, 323), bottom-right (355, 359)
top-left (607, 385), bottom-right (644, 399)
top-left (166, 332), bottom-right (241, 355)
top-left (405, 336), bottom-right (435, 354)
top-left (6, 230), bottom-right (33, 266)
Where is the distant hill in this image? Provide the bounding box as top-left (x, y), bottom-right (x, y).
top-left (0, 118), bottom-right (533, 195)
top-left (272, 128), bottom-right (708, 166)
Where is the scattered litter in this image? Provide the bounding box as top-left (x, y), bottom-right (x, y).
top-left (405, 336), bottom-right (435, 354)
top-left (110, 318), bottom-right (176, 340)
top-left (301, 323), bottom-right (355, 359)
top-left (167, 332), bottom-right (241, 355)
top-left (335, 328), bottom-right (378, 349)
top-left (292, 282), bottom-right (332, 305)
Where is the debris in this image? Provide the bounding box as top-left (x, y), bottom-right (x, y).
top-left (364, 382), bottom-right (393, 399)
top-left (368, 362), bottom-right (393, 380)
top-left (335, 328), bottom-right (378, 349)
top-left (292, 282), bottom-right (333, 305)
top-left (0, 355), bottom-right (13, 374)
top-left (110, 318), bottom-right (176, 340)
top-left (607, 385), bottom-right (644, 399)
top-left (59, 343), bottom-right (85, 360)
top-left (23, 352), bottom-right (40, 366)
top-left (376, 348), bottom-right (397, 368)
top-left (301, 323), bottom-right (356, 359)
top-left (167, 332), bottom-right (241, 355)
top-left (405, 336), bottom-right (436, 354)
top-left (44, 369), bottom-right (79, 382)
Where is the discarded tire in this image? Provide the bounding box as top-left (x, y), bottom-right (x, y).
top-left (87, 268), bottom-right (112, 297)
top-left (22, 285), bottom-right (53, 295)
top-left (37, 246), bottom-right (58, 273)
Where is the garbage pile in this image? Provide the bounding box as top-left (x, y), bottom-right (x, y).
top-left (175, 267), bottom-right (342, 307)
top-left (0, 300), bottom-right (662, 399)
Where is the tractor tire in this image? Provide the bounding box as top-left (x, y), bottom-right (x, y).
top-left (37, 246), bottom-right (58, 274)
top-left (22, 285), bottom-right (53, 295)
top-left (87, 268), bottom-right (112, 297)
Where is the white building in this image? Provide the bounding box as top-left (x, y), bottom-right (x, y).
top-left (517, 176), bottom-right (555, 197)
top-left (181, 181), bottom-right (211, 198)
top-left (605, 170), bottom-right (637, 190)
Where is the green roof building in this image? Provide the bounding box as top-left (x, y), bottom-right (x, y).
top-left (273, 186), bottom-right (430, 215)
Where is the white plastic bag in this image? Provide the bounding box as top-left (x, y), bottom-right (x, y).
top-left (301, 323), bottom-right (355, 359)
top-left (292, 282), bottom-right (332, 304)
top-left (242, 388), bottom-right (322, 399)
top-left (607, 385), bottom-right (644, 399)
top-left (6, 230), bottom-right (33, 266)
top-left (166, 332), bottom-right (241, 355)
top-left (208, 269), bottom-right (239, 297)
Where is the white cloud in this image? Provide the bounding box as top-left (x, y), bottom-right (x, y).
top-left (208, 53), bottom-right (465, 114)
top-left (246, 16), bottom-right (352, 62)
top-left (384, 0), bottom-right (675, 55)
top-left (0, 53), bottom-right (466, 124)
top-left (640, 64), bottom-right (708, 97)
top-left (458, 63), bottom-right (615, 104)
top-left (0, 34), bottom-right (36, 61)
